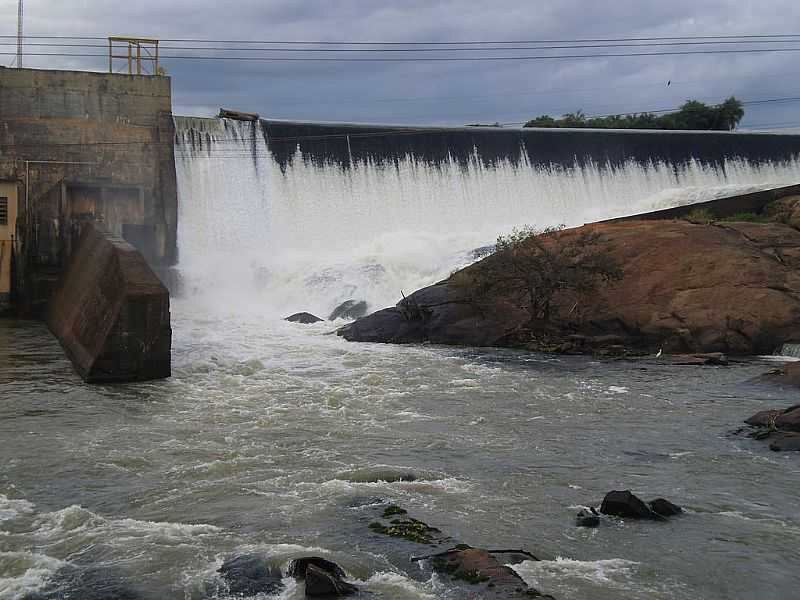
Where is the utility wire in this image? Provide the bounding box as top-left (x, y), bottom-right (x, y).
top-left (4, 39), bottom-right (800, 52)
top-left (4, 47), bottom-right (800, 62)
top-left (3, 33), bottom-right (800, 44)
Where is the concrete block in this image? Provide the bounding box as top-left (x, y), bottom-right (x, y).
top-left (46, 223), bottom-right (171, 382)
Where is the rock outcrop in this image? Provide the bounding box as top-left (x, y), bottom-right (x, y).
top-left (286, 312), bottom-right (324, 324)
top-left (46, 224), bottom-right (171, 382)
top-left (341, 218), bottom-right (800, 355)
top-left (329, 300), bottom-right (368, 321)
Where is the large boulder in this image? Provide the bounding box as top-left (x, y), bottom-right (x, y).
top-left (339, 283), bottom-right (524, 346)
top-left (599, 490), bottom-right (679, 520)
top-left (341, 220), bottom-right (800, 355)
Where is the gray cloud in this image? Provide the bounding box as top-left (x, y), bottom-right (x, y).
top-left (3, 0), bottom-right (799, 128)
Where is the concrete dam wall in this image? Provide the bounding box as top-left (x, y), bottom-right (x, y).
top-left (258, 120), bottom-right (800, 171)
top-left (173, 117), bottom-right (800, 318)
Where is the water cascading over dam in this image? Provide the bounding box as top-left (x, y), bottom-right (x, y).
top-left (174, 117), bottom-right (800, 316)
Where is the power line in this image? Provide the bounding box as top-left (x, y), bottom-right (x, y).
top-left (4, 39), bottom-right (800, 52)
top-left (4, 47), bottom-right (800, 62)
top-left (3, 33), bottom-right (800, 44)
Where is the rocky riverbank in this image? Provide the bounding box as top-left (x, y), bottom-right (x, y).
top-left (340, 206), bottom-right (800, 356)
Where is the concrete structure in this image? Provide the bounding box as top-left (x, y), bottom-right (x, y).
top-left (46, 223), bottom-right (170, 382)
top-left (0, 66), bottom-right (178, 315)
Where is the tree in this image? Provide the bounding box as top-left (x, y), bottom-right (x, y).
top-left (467, 226), bottom-right (622, 324)
top-left (523, 96), bottom-right (745, 131)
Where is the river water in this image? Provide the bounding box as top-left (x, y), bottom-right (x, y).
top-left (2, 309), bottom-right (799, 600)
top-left (2, 122), bottom-right (800, 599)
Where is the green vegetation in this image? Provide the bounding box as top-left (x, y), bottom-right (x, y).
top-left (685, 208), bottom-right (715, 224)
top-left (466, 225), bottom-right (621, 324)
top-left (684, 208), bottom-right (772, 224)
top-left (524, 97), bottom-right (744, 130)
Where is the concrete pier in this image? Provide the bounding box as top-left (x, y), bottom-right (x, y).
top-left (46, 224), bottom-right (171, 382)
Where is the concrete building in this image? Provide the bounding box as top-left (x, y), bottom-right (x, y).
top-left (0, 66), bottom-right (178, 315)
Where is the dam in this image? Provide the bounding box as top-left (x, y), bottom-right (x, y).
top-left (174, 116), bottom-right (800, 316)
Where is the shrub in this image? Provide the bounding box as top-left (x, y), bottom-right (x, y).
top-left (467, 225), bottom-right (622, 324)
top-left (684, 208), bottom-right (715, 224)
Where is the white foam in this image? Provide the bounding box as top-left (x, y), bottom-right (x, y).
top-left (0, 495), bottom-right (34, 523)
top-left (0, 551), bottom-right (65, 599)
top-left (360, 571), bottom-right (439, 599)
top-left (513, 556), bottom-right (639, 585)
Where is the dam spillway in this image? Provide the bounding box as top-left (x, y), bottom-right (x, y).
top-left (173, 117), bottom-right (800, 316)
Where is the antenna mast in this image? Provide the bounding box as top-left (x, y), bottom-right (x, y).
top-left (16, 0), bottom-right (23, 68)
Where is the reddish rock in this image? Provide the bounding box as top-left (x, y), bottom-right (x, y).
top-left (431, 548), bottom-right (554, 598)
top-left (46, 224), bottom-right (171, 382)
top-left (342, 220), bottom-right (800, 355)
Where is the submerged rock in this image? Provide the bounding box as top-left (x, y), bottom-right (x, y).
top-left (329, 300), bottom-right (368, 321)
top-left (649, 498), bottom-right (683, 517)
top-left (21, 566), bottom-right (144, 600)
top-left (769, 432), bottom-right (800, 452)
top-left (286, 312), bottom-right (324, 324)
top-left (219, 555), bottom-right (283, 596)
top-left (668, 352), bottom-right (728, 366)
top-left (575, 507), bottom-right (600, 527)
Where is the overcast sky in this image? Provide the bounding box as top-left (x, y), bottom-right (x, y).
top-left (2, 0), bottom-right (799, 129)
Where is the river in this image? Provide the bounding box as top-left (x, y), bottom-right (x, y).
top-left (1, 307), bottom-right (798, 599)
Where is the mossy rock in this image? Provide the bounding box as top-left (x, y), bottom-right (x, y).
top-left (369, 517), bottom-right (441, 544)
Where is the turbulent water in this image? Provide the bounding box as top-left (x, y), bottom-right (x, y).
top-left (2, 120), bottom-right (800, 599)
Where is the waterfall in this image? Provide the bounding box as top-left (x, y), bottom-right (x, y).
top-left (173, 117), bottom-right (800, 318)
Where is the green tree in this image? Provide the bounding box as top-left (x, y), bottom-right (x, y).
top-left (523, 96), bottom-right (745, 131)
